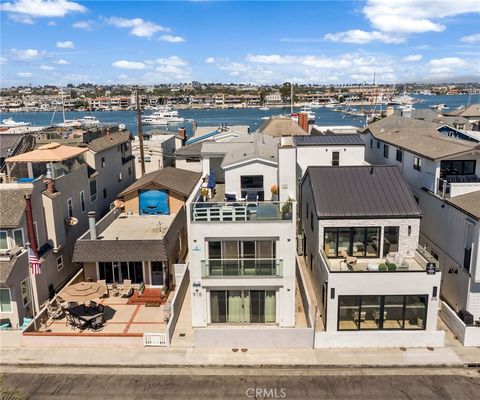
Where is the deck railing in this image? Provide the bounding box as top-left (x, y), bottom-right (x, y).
top-left (201, 258), bottom-right (283, 277)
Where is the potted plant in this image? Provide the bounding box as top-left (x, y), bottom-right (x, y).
top-left (387, 263), bottom-right (397, 271)
top-left (378, 263), bottom-right (388, 271)
top-left (281, 198), bottom-right (292, 220)
top-left (271, 184), bottom-right (279, 201)
top-left (200, 187), bottom-right (209, 202)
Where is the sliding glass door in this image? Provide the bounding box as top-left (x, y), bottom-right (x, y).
top-left (210, 290), bottom-right (276, 324)
top-left (324, 227), bottom-right (381, 258)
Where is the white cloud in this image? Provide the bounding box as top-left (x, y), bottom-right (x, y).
top-left (73, 20), bottom-right (93, 31)
top-left (117, 74), bottom-right (128, 80)
top-left (17, 72), bottom-right (33, 77)
top-left (159, 34), bottom-right (185, 43)
top-left (403, 54), bottom-right (423, 62)
top-left (112, 60), bottom-right (145, 70)
top-left (106, 17), bottom-right (169, 38)
top-left (324, 30), bottom-right (404, 44)
top-left (56, 41), bottom-right (75, 49)
top-left (40, 64), bottom-right (54, 70)
top-left (151, 56), bottom-right (187, 67)
top-left (363, 0), bottom-right (480, 34)
top-left (1, 0), bottom-right (86, 18)
top-left (0, 57), bottom-right (8, 64)
top-left (460, 33), bottom-right (480, 43)
top-left (54, 59), bottom-right (70, 64)
top-left (8, 13), bottom-right (33, 24)
top-left (205, 57), bottom-right (215, 64)
top-left (11, 48), bottom-right (44, 60)
top-left (428, 57), bottom-right (466, 67)
top-left (279, 37), bottom-right (323, 43)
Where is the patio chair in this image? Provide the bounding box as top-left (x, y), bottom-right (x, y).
top-left (245, 191), bottom-right (259, 204)
top-left (98, 280), bottom-right (109, 298)
top-left (47, 303), bottom-right (63, 320)
top-left (341, 249), bottom-right (357, 265)
top-left (0, 320), bottom-right (11, 330)
top-left (18, 318), bottom-right (33, 331)
top-left (90, 314), bottom-right (104, 332)
top-left (224, 192), bottom-right (237, 202)
top-left (119, 280), bottom-right (133, 298)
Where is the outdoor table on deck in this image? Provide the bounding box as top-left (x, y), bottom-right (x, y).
top-left (68, 305), bottom-right (103, 328)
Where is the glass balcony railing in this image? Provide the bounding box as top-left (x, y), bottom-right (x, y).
top-left (191, 201), bottom-right (293, 222)
top-left (201, 258), bottom-right (283, 277)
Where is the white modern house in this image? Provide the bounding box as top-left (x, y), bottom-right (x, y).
top-left (300, 165), bottom-right (444, 348)
top-left (186, 133), bottom-right (311, 348)
top-left (360, 114), bottom-right (480, 345)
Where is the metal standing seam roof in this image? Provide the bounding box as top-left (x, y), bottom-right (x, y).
top-left (118, 166), bottom-right (201, 197)
top-left (0, 188), bottom-right (32, 228)
top-left (294, 134), bottom-right (365, 146)
top-left (304, 165), bottom-right (422, 219)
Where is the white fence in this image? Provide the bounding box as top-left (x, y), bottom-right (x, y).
top-left (440, 301), bottom-right (480, 347)
top-left (143, 332), bottom-right (169, 347)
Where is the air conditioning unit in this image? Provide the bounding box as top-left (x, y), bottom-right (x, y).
top-left (458, 309), bottom-right (474, 325)
top-left (297, 235), bottom-right (304, 255)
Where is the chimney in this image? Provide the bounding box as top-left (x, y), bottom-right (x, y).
top-left (106, 127), bottom-right (113, 141)
top-left (298, 112), bottom-right (308, 133)
top-left (44, 163), bottom-right (55, 194)
top-left (386, 105), bottom-right (394, 117)
top-left (178, 127), bottom-right (187, 146)
top-left (88, 211), bottom-right (97, 240)
top-left (24, 195), bottom-right (38, 254)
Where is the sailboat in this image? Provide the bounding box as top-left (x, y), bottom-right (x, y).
top-left (54, 91), bottom-right (82, 128)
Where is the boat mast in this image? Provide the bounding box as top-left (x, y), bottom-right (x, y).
top-left (136, 89), bottom-right (146, 176)
top-left (290, 83), bottom-right (293, 114)
top-left (61, 89), bottom-right (66, 123)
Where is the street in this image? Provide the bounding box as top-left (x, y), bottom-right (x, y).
top-left (1, 366), bottom-right (479, 400)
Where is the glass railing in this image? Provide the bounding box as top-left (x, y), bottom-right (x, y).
top-left (191, 201), bottom-right (293, 222)
top-left (201, 259), bottom-right (283, 277)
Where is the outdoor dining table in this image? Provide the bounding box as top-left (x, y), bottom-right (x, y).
top-left (68, 305), bottom-right (103, 327)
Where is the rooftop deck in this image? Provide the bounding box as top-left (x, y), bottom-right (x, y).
top-left (100, 214), bottom-right (176, 241)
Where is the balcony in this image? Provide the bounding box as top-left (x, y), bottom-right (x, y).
top-left (201, 259), bottom-right (283, 277)
top-left (436, 175), bottom-right (480, 198)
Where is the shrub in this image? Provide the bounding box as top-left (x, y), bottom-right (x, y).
top-left (379, 263), bottom-right (388, 271)
top-left (387, 263), bottom-right (397, 271)
top-left (271, 184), bottom-right (279, 195)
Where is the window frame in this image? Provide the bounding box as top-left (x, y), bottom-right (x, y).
top-left (0, 230), bottom-right (8, 250)
top-left (66, 197), bottom-right (73, 219)
top-left (20, 278), bottom-right (31, 307)
top-left (332, 151), bottom-right (340, 166)
top-left (79, 191), bottom-right (86, 214)
top-left (13, 228), bottom-right (25, 248)
top-left (383, 144), bottom-right (389, 159)
top-left (56, 255), bottom-right (64, 271)
top-left (89, 178), bottom-right (97, 203)
top-left (0, 288), bottom-right (13, 313)
top-left (413, 156), bottom-right (422, 171)
top-left (396, 149), bottom-right (403, 163)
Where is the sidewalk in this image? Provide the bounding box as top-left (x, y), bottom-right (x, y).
top-left (1, 343), bottom-right (479, 369)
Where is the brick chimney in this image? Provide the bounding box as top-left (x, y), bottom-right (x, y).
top-left (298, 113), bottom-right (309, 133)
top-left (386, 105), bottom-right (394, 117)
top-left (178, 127), bottom-right (187, 146)
top-left (44, 162), bottom-right (55, 194)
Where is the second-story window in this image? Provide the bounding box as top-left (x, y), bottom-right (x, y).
top-left (310, 212), bottom-right (314, 231)
top-left (13, 228), bottom-right (24, 248)
top-left (332, 151), bottom-right (340, 166)
top-left (103, 188), bottom-right (107, 199)
top-left (383, 144), bottom-right (389, 159)
top-left (413, 156), bottom-right (422, 171)
top-left (0, 231), bottom-right (8, 250)
top-left (376, 141), bottom-right (380, 149)
top-left (370, 139), bottom-right (373, 148)
top-left (80, 191), bottom-right (86, 213)
top-left (101, 157), bottom-right (105, 168)
top-left (396, 149), bottom-right (403, 162)
top-left (67, 198), bottom-right (73, 218)
top-left (90, 179), bottom-right (97, 203)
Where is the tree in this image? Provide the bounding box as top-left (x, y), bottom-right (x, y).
top-left (279, 82), bottom-right (292, 103)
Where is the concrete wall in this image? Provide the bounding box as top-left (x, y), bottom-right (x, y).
top-left (440, 301), bottom-right (480, 346)
top-left (166, 264), bottom-right (190, 343)
top-left (132, 136), bottom-right (175, 178)
top-left (175, 158), bottom-right (203, 173)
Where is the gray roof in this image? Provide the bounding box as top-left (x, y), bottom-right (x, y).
top-left (446, 190), bottom-right (480, 221)
top-left (0, 188), bottom-right (32, 228)
top-left (294, 134), bottom-right (365, 146)
top-left (0, 253), bottom-right (22, 284)
top-left (86, 130), bottom-right (133, 153)
top-left (460, 104), bottom-right (480, 118)
top-left (219, 133), bottom-right (278, 168)
top-left (73, 240), bottom-right (168, 262)
top-left (259, 116), bottom-right (307, 137)
top-left (175, 141), bottom-right (205, 157)
top-left (361, 115), bottom-right (480, 160)
top-left (304, 165), bottom-right (422, 219)
top-left (119, 167), bottom-right (201, 197)
top-left (0, 133), bottom-right (23, 159)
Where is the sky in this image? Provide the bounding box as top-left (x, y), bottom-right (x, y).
top-left (0, 0), bottom-right (479, 86)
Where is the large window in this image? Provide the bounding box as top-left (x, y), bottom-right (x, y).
top-left (210, 290), bottom-right (276, 324)
top-left (324, 227), bottom-right (380, 258)
top-left (338, 295), bottom-right (428, 331)
top-left (0, 231), bottom-right (8, 250)
top-left (89, 179), bottom-right (97, 203)
top-left (332, 151), bottom-right (340, 166)
top-left (20, 278), bottom-right (31, 307)
top-left (240, 175), bottom-right (264, 201)
top-left (383, 226), bottom-right (399, 256)
top-left (0, 288), bottom-right (12, 312)
top-left (98, 261), bottom-right (144, 284)
top-left (13, 229), bottom-right (24, 248)
top-left (440, 160), bottom-right (476, 177)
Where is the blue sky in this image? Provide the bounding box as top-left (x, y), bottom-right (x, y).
top-left (1, 0), bottom-right (479, 86)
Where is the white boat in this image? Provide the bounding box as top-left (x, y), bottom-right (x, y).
top-left (0, 118), bottom-right (31, 127)
top-left (398, 104), bottom-right (415, 111)
top-left (55, 119), bottom-right (82, 128)
top-left (324, 99), bottom-right (339, 108)
top-left (429, 103), bottom-right (449, 111)
top-left (80, 115), bottom-right (100, 127)
top-left (259, 106), bottom-right (270, 111)
top-left (308, 101), bottom-right (323, 108)
top-left (142, 107), bottom-right (185, 125)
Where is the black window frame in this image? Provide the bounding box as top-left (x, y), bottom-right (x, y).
top-left (383, 144), bottom-right (389, 159)
top-left (396, 149), bottom-right (403, 163)
top-left (440, 160), bottom-right (477, 178)
top-left (324, 227), bottom-right (381, 258)
top-left (332, 151), bottom-right (340, 166)
top-left (413, 156), bottom-right (422, 171)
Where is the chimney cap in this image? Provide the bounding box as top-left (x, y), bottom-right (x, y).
top-left (88, 211), bottom-right (96, 217)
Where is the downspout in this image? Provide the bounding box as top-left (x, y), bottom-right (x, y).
top-left (24, 194), bottom-right (38, 254)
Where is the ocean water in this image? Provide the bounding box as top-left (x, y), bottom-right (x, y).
top-left (1, 94), bottom-right (477, 136)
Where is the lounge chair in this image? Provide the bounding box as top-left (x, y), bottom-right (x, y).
top-left (98, 280), bottom-right (109, 298)
top-left (224, 192), bottom-right (237, 202)
top-left (18, 317), bottom-right (33, 331)
top-left (341, 249), bottom-right (357, 265)
top-left (119, 280), bottom-right (133, 298)
top-left (0, 320), bottom-right (11, 330)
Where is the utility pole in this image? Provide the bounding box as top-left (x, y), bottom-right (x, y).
top-left (136, 89), bottom-right (146, 176)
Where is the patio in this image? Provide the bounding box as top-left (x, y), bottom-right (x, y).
top-left (35, 293), bottom-right (173, 336)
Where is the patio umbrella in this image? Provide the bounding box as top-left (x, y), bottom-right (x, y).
top-left (58, 282), bottom-right (107, 303)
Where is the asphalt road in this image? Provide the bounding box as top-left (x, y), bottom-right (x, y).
top-left (1, 367), bottom-right (479, 400)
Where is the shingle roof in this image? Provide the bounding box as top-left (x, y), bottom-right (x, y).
top-left (86, 130), bottom-right (133, 153)
top-left (361, 115), bottom-right (479, 160)
top-left (460, 104), bottom-right (480, 118)
top-left (259, 116), bottom-right (307, 137)
top-left (304, 165), bottom-right (422, 219)
top-left (73, 240), bottom-right (168, 262)
top-left (175, 141), bottom-right (205, 157)
top-left (118, 167), bottom-right (201, 197)
top-left (0, 188), bottom-right (32, 228)
top-left (0, 254), bottom-right (21, 284)
top-left (294, 134), bottom-right (365, 146)
top-left (446, 190), bottom-right (480, 221)
top-left (0, 133), bottom-right (23, 159)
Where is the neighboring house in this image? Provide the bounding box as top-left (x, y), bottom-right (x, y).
top-left (186, 132), bottom-right (301, 348)
top-left (174, 141), bottom-right (204, 173)
top-left (300, 166), bottom-right (443, 347)
top-left (73, 167), bottom-right (201, 290)
top-left (360, 114), bottom-right (480, 345)
top-left (1, 144), bottom-right (95, 327)
top-left (132, 133), bottom-right (175, 178)
top-left (259, 116), bottom-right (308, 138)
